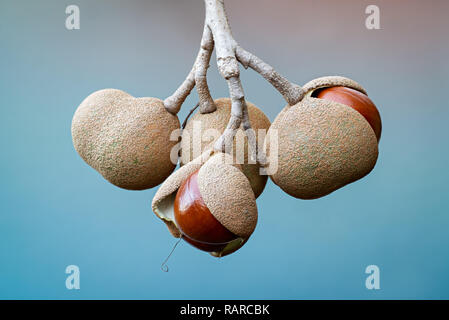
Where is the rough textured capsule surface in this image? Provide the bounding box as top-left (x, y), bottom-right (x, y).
top-left (302, 76), bottom-right (367, 96)
top-left (197, 153), bottom-right (258, 239)
top-left (266, 97), bottom-right (378, 199)
top-left (71, 89), bottom-right (180, 190)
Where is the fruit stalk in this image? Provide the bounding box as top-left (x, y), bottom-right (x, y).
top-left (195, 25), bottom-right (216, 114)
top-left (166, 0), bottom-right (303, 166)
top-left (163, 26), bottom-right (215, 115)
top-left (163, 62), bottom-right (195, 115)
top-left (203, 0), bottom-right (247, 157)
top-left (235, 46), bottom-right (305, 106)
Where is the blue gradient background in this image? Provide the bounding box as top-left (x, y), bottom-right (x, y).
top-left (1, 0), bottom-right (448, 299)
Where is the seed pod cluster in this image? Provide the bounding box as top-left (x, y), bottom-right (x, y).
top-left (72, 76), bottom-right (381, 258)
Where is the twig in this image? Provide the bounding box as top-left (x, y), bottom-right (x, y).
top-left (204, 0), bottom-right (246, 153)
top-left (163, 65), bottom-right (196, 115)
top-left (163, 26), bottom-right (215, 115)
top-left (167, 0), bottom-right (302, 167)
top-left (235, 46), bottom-right (304, 105)
top-left (195, 26), bottom-right (216, 114)
top-left (204, 0), bottom-right (265, 165)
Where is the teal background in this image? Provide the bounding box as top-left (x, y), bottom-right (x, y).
top-left (1, 0), bottom-right (448, 299)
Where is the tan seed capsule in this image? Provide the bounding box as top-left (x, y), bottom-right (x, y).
top-left (71, 89), bottom-right (180, 190)
top-left (265, 76), bottom-right (380, 199)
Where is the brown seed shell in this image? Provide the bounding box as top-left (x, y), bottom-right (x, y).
top-left (71, 89), bottom-right (180, 190)
top-left (151, 152), bottom-right (210, 237)
top-left (151, 152), bottom-right (254, 257)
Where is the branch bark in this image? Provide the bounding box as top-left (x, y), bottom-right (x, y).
top-left (163, 64), bottom-right (196, 115)
top-left (204, 0), bottom-right (246, 154)
top-left (167, 0), bottom-right (302, 166)
top-left (163, 25), bottom-right (215, 115)
top-left (205, 0), bottom-right (274, 166)
top-left (195, 25), bottom-right (216, 113)
top-left (235, 46), bottom-right (305, 105)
